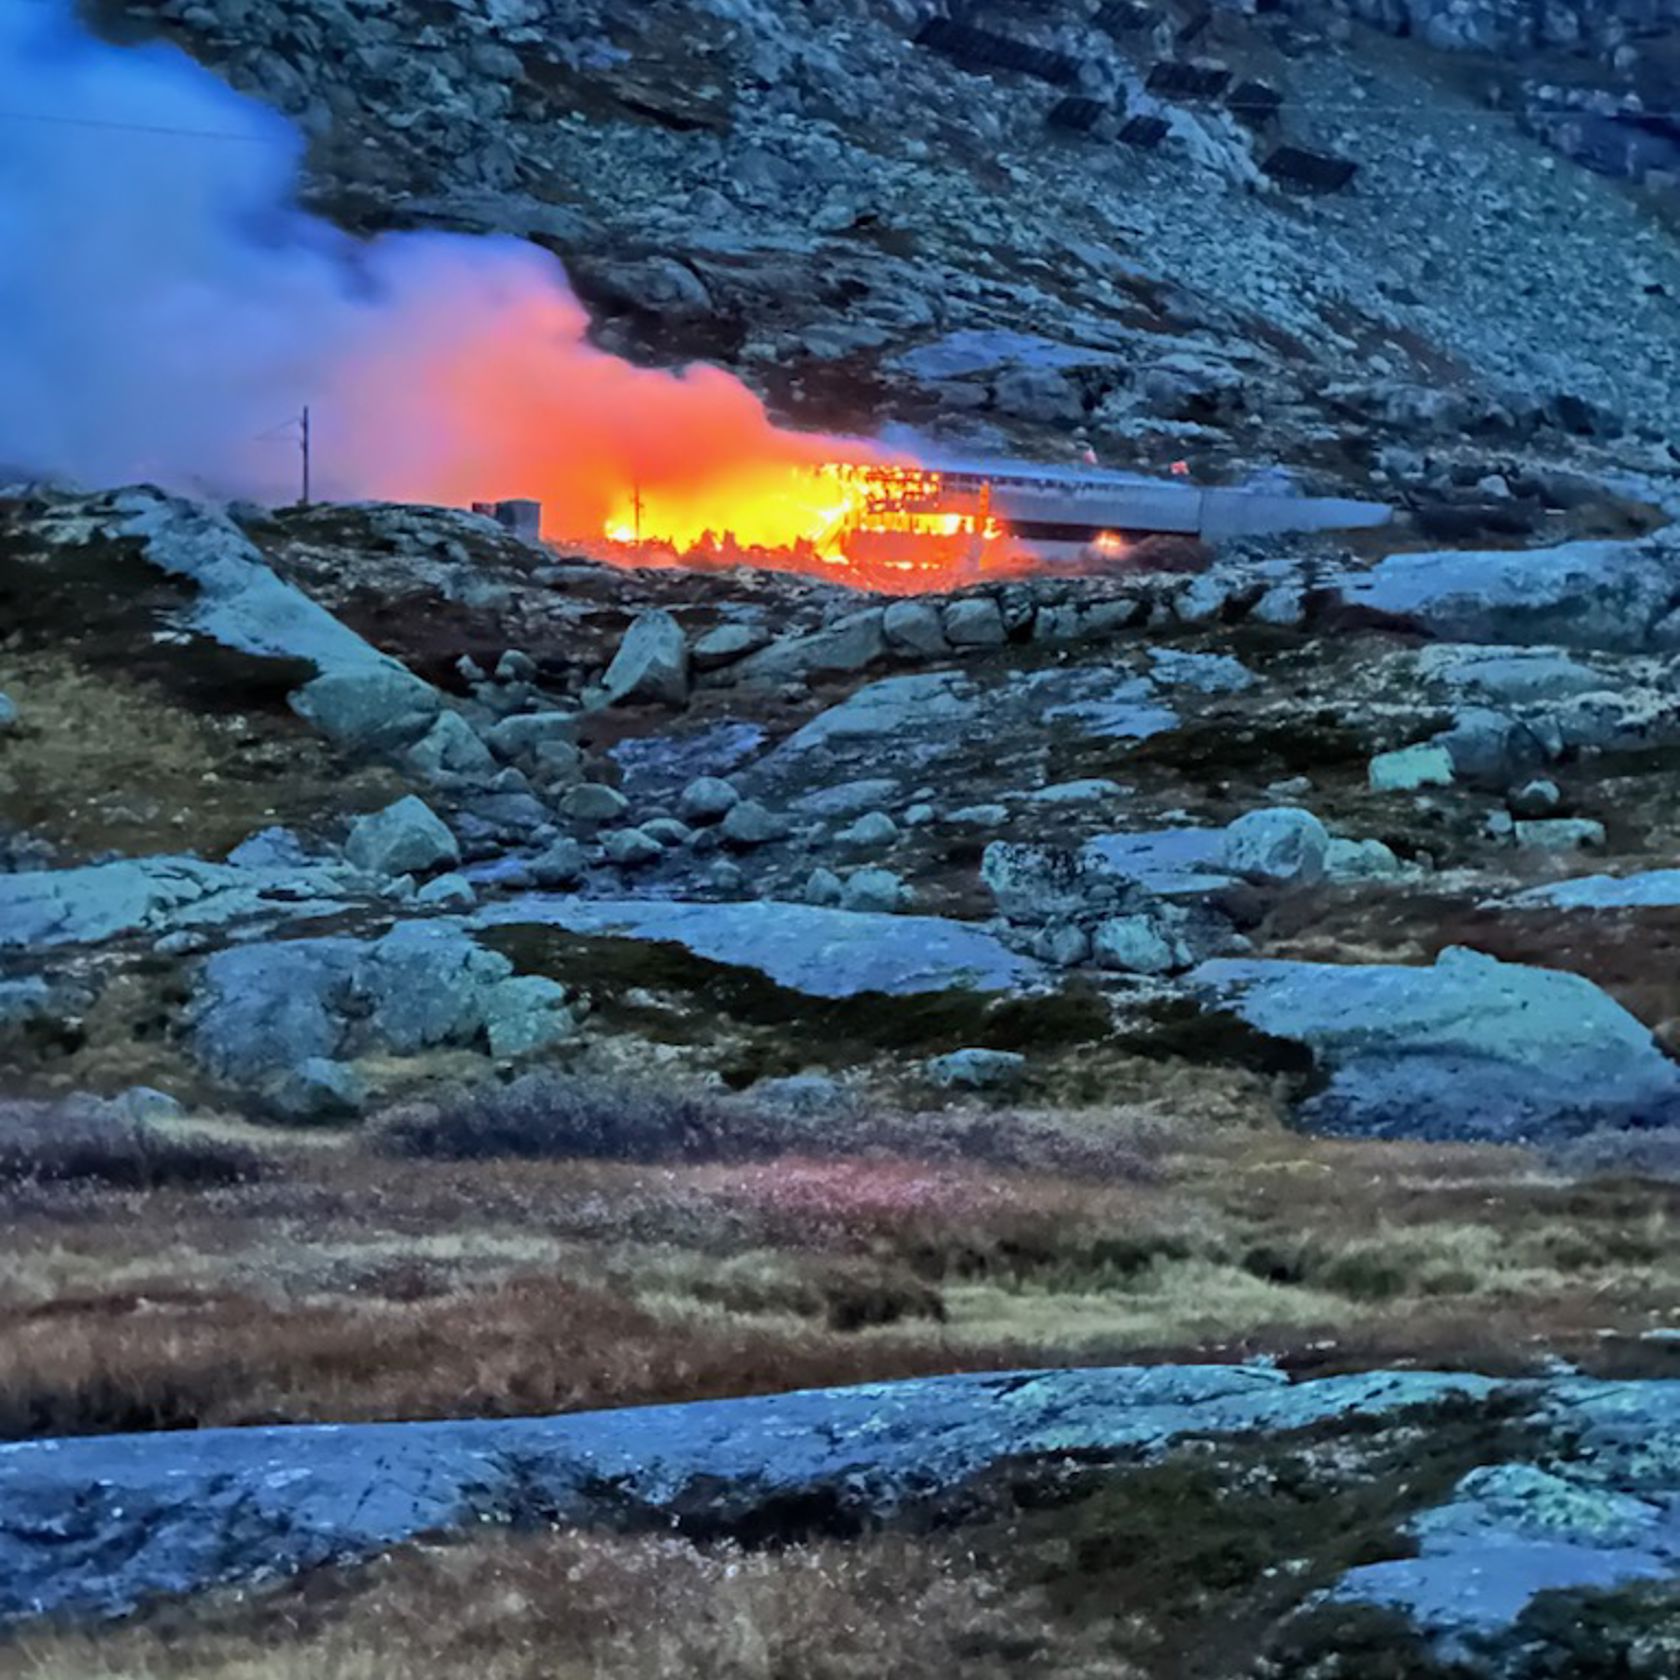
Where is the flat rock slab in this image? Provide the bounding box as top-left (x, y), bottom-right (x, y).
top-left (1510, 869), bottom-right (1680, 910)
top-left (0, 857), bottom-right (362, 951)
top-left (472, 896), bottom-right (1040, 997)
top-left (0, 1364), bottom-right (1496, 1628)
top-left (751, 666), bottom-right (1178, 790)
top-left (1192, 946), bottom-right (1680, 1142)
top-left (1082, 826), bottom-right (1231, 895)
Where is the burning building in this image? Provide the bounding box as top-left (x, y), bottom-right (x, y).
top-left (588, 457), bottom-right (1391, 593)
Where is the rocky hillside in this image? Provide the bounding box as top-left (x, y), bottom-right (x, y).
top-left (106, 0), bottom-right (1680, 494)
top-left (12, 3), bottom-right (1680, 1674)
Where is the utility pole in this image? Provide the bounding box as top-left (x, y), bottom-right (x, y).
top-left (299, 405), bottom-right (312, 508)
top-left (632, 476), bottom-right (643, 544)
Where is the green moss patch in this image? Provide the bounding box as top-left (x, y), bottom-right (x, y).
top-left (936, 1395), bottom-right (1531, 1680)
top-left (479, 927), bottom-right (1113, 1073)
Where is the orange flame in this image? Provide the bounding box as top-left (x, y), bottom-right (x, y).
top-left (321, 259), bottom-right (1020, 592)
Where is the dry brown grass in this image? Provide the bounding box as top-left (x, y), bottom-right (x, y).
top-left (0, 650), bottom-right (400, 860)
top-left (0, 1528), bottom-right (1076, 1680)
top-left (4, 1117), bottom-right (1680, 1440)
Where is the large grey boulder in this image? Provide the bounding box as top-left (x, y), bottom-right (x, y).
top-left (1432, 707), bottom-right (1547, 788)
top-left (731, 609), bottom-right (887, 684)
top-left (485, 711), bottom-right (580, 768)
top-left (942, 596), bottom-right (1008, 647)
top-left (1217, 808), bottom-right (1330, 886)
top-left (403, 711), bottom-right (497, 779)
top-left (344, 797), bottom-right (460, 878)
top-left (351, 922), bottom-right (516, 1054)
top-left (291, 664), bottom-right (443, 755)
top-left (193, 939), bottom-right (361, 1084)
top-left (602, 609), bottom-right (690, 706)
top-left (1370, 743), bottom-right (1455, 792)
top-left (678, 776), bottom-right (742, 824)
top-left (719, 799), bottom-right (790, 847)
top-left (109, 489), bottom-right (400, 678)
top-left (839, 866), bottom-right (909, 913)
top-left (559, 783), bottom-right (630, 825)
top-left (1329, 534), bottom-right (1680, 651)
top-left (926, 1048), bottom-right (1027, 1090)
top-left (192, 923), bottom-right (575, 1088)
top-left (1092, 912), bottom-right (1185, 975)
top-left (982, 841), bottom-right (1130, 922)
top-left (1416, 644), bottom-right (1607, 705)
top-left (1192, 947), bottom-right (1680, 1141)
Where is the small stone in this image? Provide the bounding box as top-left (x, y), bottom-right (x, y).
top-left (1265, 776), bottom-right (1314, 800)
top-left (560, 783), bottom-right (630, 826)
top-left (926, 1048), bottom-right (1027, 1091)
top-left (404, 711), bottom-right (497, 779)
top-left (708, 860), bottom-right (747, 894)
top-left (947, 803), bottom-right (1008, 829)
top-left (1092, 914), bottom-right (1180, 975)
top-left (679, 777), bottom-right (742, 824)
top-left (532, 838), bottom-right (588, 887)
top-left (1325, 838), bottom-right (1404, 881)
top-left (1515, 818), bottom-right (1606, 853)
top-left (602, 609), bottom-right (690, 706)
top-left (603, 827), bottom-right (664, 867)
top-left (416, 873), bottom-right (477, 909)
top-left (109, 1086), bottom-right (186, 1124)
top-left (531, 740), bottom-right (587, 789)
top-left (496, 650), bottom-right (538, 684)
top-left (486, 712), bottom-right (580, 766)
top-left (267, 1057), bottom-right (366, 1124)
top-left (1039, 922), bottom-right (1093, 967)
top-left (942, 596), bottom-right (1008, 647)
top-left (692, 623), bottom-right (769, 669)
top-left (883, 599), bottom-right (949, 656)
top-left (1030, 779), bottom-right (1125, 805)
top-left (841, 867), bottom-right (908, 913)
top-left (1509, 779), bottom-right (1562, 819)
top-left (1252, 585), bottom-right (1305, 627)
top-left (720, 799), bottom-right (789, 847)
top-left (903, 803), bottom-right (937, 827)
top-left (154, 929), bottom-right (210, 957)
top-left (383, 874), bottom-right (418, 902)
top-left (345, 796), bottom-right (460, 878)
top-left (1370, 745), bottom-right (1456, 793)
top-left (838, 811), bottom-right (899, 852)
top-left (805, 866), bottom-right (844, 906)
top-left (641, 818), bottom-right (694, 848)
top-left (0, 693), bottom-right (17, 731)
top-left (484, 975), bottom-right (574, 1059)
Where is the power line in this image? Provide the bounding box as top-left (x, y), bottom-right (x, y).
top-left (0, 105), bottom-right (270, 140)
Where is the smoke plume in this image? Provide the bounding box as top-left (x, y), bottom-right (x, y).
top-left (0, 1), bottom-right (870, 536)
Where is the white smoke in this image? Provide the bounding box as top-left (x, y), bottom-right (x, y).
top-left (0, 1), bottom-right (861, 526)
